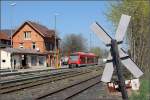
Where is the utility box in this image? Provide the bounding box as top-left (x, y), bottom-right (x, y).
top-left (131, 79), bottom-right (140, 91)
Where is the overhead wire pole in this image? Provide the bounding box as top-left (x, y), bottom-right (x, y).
top-left (111, 39), bottom-right (128, 100)
top-left (54, 14), bottom-right (57, 68)
top-left (89, 33), bottom-right (91, 51)
top-left (54, 13), bottom-right (59, 68)
top-left (10, 2), bottom-right (16, 71)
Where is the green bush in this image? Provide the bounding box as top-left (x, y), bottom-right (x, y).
top-left (129, 79), bottom-right (150, 100)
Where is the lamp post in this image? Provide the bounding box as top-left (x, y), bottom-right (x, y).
top-left (10, 2), bottom-right (16, 48)
top-left (89, 33), bottom-right (91, 51)
top-left (10, 2), bottom-right (16, 71)
top-left (54, 13), bottom-right (59, 68)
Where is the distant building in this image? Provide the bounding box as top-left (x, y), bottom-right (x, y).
top-left (0, 30), bottom-right (11, 48)
top-left (0, 48), bottom-right (46, 69)
top-left (12, 21), bottom-right (60, 67)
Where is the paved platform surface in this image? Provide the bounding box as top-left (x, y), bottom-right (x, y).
top-left (17, 65), bottom-right (69, 73)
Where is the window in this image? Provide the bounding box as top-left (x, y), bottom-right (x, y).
top-left (31, 56), bottom-right (37, 66)
top-left (39, 56), bottom-right (45, 66)
top-left (32, 42), bottom-right (36, 49)
top-left (2, 60), bottom-right (6, 62)
top-left (24, 31), bottom-right (31, 40)
top-left (49, 43), bottom-right (53, 50)
top-left (45, 42), bottom-right (53, 51)
top-left (19, 43), bottom-right (23, 48)
top-left (87, 57), bottom-right (94, 63)
top-left (69, 55), bottom-right (78, 61)
top-left (80, 56), bottom-right (86, 63)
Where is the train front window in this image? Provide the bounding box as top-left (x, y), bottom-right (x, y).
top-left (70, 55), bottom-right (78, 61)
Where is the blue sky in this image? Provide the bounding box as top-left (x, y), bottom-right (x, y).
top-left (1, 1), bottom-right (115, 49)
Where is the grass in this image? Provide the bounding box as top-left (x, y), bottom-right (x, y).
top-left (129, 79), bottom-right (150, 100)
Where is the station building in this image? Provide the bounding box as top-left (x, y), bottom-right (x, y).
top-left (12, 21), bottom-right (60, 68)
top-left (0, 48), bottom-right (46, 69)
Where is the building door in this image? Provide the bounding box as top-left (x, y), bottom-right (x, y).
top-left (22, 55), bottom-right (27, 68)
top-left (13, 59), bottom-right (16, 69)
top-left (31, 56), bottom-right (37, 66)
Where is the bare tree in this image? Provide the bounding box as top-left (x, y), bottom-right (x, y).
top-left (61, 34), bottom-right (87, 56)
top-left (90, 47), bottom-right (107, 58)
top-left (105, 0), bottom-right (150, 77)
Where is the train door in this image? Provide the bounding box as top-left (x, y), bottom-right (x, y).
top-left (80, 55), bottom-right (86, 66)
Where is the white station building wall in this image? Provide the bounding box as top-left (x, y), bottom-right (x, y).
top-left (0, 50), bottom-right (11, 69)
top-left (12, 55), bottom-right (21, 69)
top-left (0, 50), bottom-right (47, 69)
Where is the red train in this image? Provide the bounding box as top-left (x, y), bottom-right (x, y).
top-left (68, 52), bottom-right (98, 68)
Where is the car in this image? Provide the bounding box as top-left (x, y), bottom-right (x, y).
top-left (61, 56), bottom-right (69, 65)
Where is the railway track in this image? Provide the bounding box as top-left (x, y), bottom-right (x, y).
top-left (1, 65), bottom-right (100, 77)
top-left (0, 66), bottom-right (101, 94)
top-left (36, 74), bottom-right (102, 100)
top-left (1, 67), bottom-right (69, 77)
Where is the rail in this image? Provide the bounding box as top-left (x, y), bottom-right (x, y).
top-left (1, 64), bottom-right (102, 77)
top-left (36, 74), bottom-right (102, 100)
top-left (0, 68), bottom-right (94, 94)
top-left (0, 67), bottom-right (68, 77)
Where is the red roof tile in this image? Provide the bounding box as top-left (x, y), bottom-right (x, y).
top-left (0, 31), bottom-right (10, 40)
top-left (13, 21), bottom-right (60, 39)
top-left (27, 21), bottom-right (55, 37)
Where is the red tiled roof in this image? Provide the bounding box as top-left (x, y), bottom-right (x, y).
top-left (0, 31), bottom-right (10, 40)
top-left (1, 29), bottom-right (15, 36)
top-left (13, 21), bottom-right (60, 39)
top-left (27, 21), bottom-right (55, 37)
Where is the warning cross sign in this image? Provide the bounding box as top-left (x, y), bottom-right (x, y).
top-left (90, 14), bottom-right (143, 99)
